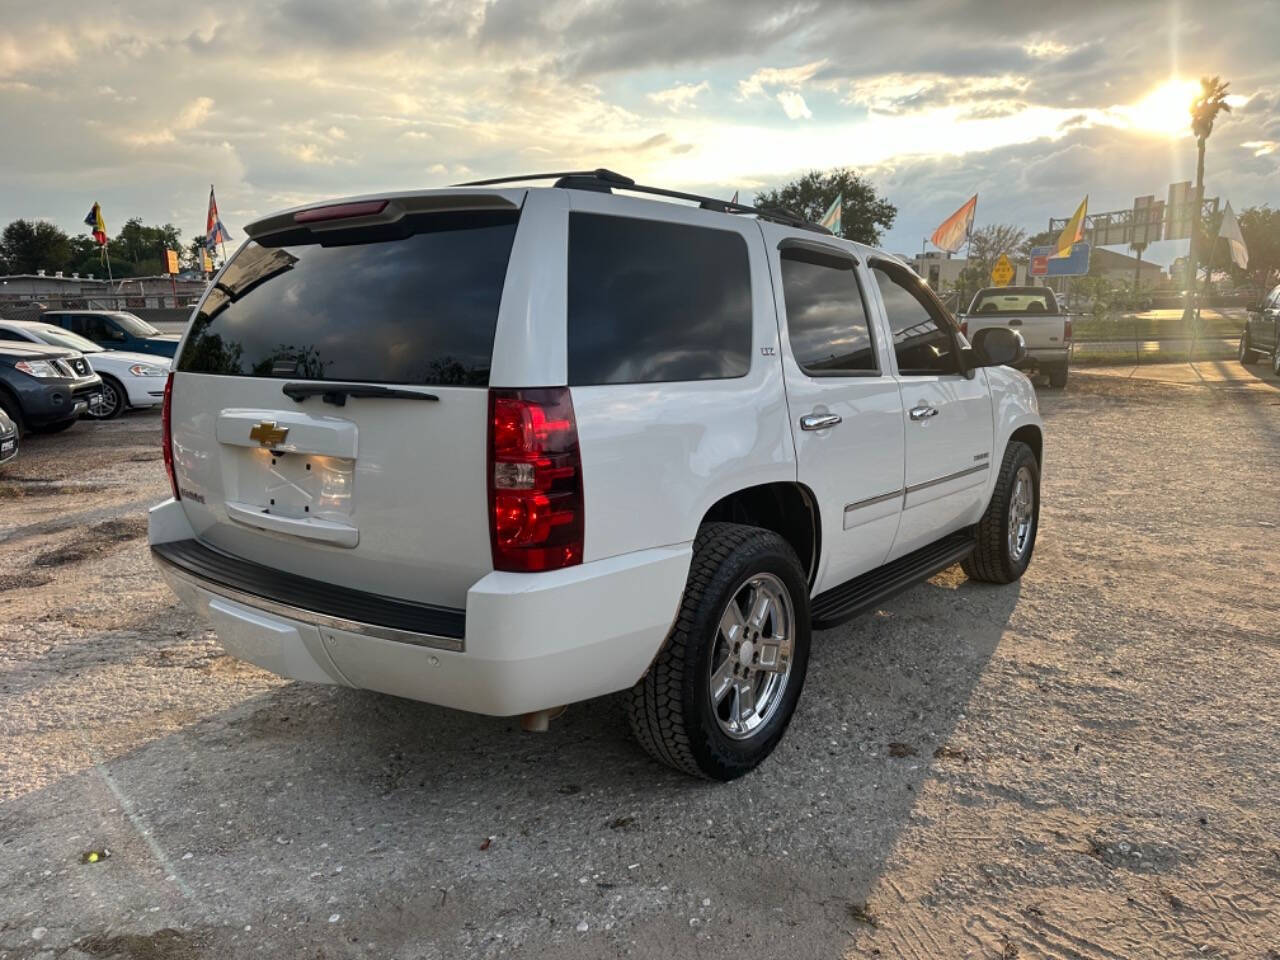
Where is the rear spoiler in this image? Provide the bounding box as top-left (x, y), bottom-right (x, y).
top-left (244, 190), bottom-right (521, 240)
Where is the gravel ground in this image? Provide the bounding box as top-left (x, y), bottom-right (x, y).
top-left (1, 370), bottom-right (1278, 959)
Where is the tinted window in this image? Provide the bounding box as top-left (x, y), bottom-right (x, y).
top-left (567, 213), bottom-right (751, 385)
top-left (112, 312), bottom-right (160, 337)
top-left (0, 330), bottom-right (23, 341)
top-left (177, 210), bottom-right (519, 386)
top-left (780, 248), bottom-right (877, 374)
top-left (970, 289), bottom-right (1057, 314)
top-left (872, 266), bottom-right (958, 375)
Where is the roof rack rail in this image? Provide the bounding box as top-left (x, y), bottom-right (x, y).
top-left (452, 169), bottom-right (831, 235)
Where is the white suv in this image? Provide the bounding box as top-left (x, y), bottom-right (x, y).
top-left (149, 170), bottom-right (1043, 780)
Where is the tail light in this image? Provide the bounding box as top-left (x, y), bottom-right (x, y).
top-left (161, 371), bottom-right (180, 500)
top-left (959, 320), bottom-right (968, 336)
top-left (488, 387), bottom-right (583, 572)
top-left (1064, 317), bottom-right (1073, 343)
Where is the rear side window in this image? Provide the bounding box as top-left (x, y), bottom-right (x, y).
top-left (567, 213), bottom-right (751, 385)
top-left (178, 209), bottom-right (519, 386)
top-left (779, 247), bottom-right (877, 374)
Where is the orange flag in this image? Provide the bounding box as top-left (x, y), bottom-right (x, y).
top-left (930, 194), bottom-right (977, 253)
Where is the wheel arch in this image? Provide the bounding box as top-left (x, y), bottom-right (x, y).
top-left (1008, 423), bottom-right (1043, 466)
top-left (699, 482), bottom-right (821, 587)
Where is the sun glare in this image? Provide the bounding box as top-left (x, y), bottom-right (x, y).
top-left (1125, 78), bottom-right (1199, 135)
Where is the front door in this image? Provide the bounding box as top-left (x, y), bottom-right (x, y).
top-left (764, 230), bottom-right (905, 595)
top-left (868, 260), bottom-right (994, 560)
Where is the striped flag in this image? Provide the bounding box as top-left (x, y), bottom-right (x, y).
top-left (819, 195), bottom-right (842, 235)
top-left (83, 203), bottom-right (107, 246)
top-left (930, 194), bottom-right (977, 253)
top-left (206, 185), bottom-right (232, 252)
top-left (1055, 196), bottom-right (1087, 258)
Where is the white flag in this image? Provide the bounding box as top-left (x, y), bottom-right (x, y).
top-left (1218, 201), bottom-right (1249, 269)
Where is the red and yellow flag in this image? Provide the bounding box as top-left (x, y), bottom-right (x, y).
top-left (83, 203), bottom-right (107, 246)
top-left (930, 194), bottom-right (977, 253)
top-left (1055, 195), bottom-right (1087, 258)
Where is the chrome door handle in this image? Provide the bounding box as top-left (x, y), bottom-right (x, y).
top-left (800, 412), bottom-right (842, 431)
top-left (909, 404), bottom-right (939, 421)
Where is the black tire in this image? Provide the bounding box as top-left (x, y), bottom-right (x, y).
top-left (1239, 331), bottom-right (1259, 365)
top-left (88, 374), bottom-right (127, 420)
top-left (626, 522), bottom-right (812, 781)
top-left (31, 418), bottom-right (79, 434)
top-left (1271, 349), bottom-right (1280, 377)
top-left (0, 391), bottom-right (24, 438)
top-left (962, 441), bottom-right (1039, 585)
top-left (1047, 364), bottom-right (1069, 389)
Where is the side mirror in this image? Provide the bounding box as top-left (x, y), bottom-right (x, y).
top-left (970, 326), bottom-right (1026, 368)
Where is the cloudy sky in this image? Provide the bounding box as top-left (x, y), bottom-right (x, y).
top-left (1, 0), bottom-right (1277, 260)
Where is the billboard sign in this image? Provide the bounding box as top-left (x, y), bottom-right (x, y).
top-left (1029, 241), bottom-right (1090, 277)
top-left (163, 249), bottom-right (179, 275)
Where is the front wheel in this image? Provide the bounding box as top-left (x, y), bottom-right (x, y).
top-left (626, 523), bottom-right (811, 781)
top-left (87, 375), bottom-right (127, 420)
top-left (1271, 348), bottom-right (1280, 377)
top-left (1239, 331), bottom-right (1259, 365)
top-left (962, 441), bottom-right (1040, 584)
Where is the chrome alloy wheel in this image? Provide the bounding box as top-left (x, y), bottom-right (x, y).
top-left (1008, 465), bottom-right (1035, 561)
top-left (708, 572), bottom-right (795, 740)
top-left (92, 380), bottom-right (121, 419)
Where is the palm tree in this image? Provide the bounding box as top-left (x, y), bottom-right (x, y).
top-left (1184, 76), bottom-right (1232, 326)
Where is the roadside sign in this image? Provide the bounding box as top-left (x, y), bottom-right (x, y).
top-left (1029, 241), bottom-right (1090, 277)
top-left (990, 254), bottom-right (1014, 287)
top-left (163, 249), bottom-right (179, 275)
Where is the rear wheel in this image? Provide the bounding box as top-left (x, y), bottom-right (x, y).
top-left (88, 375), bottom-right (126, 420)
top-left (1046, 364), bottom-right (1069, 389)
top-left (1239, 331), bottom-right (1259, 364)
top-left (1272, 348), bottom-right (1280, 377)
top-left (626, 522), bottom-right (811, 781)
top-left (962, 441), bottom-right (1039, 584)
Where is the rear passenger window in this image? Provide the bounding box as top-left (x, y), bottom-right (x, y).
top-left (567, 213), bottom-right (752, 385)
top-left (779, 247), bottom-right (877, 374)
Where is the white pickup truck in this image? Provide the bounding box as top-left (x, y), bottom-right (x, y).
top-left (961, 286), bottom-right (1072, 387)
top-left (149, 170), bottom-right (1044, 780)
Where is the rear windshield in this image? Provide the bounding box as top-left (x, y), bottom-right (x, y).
top-left (177, 209), bottom-right (519, 386)
top-left (969, 289), bottom-right (1057, 315)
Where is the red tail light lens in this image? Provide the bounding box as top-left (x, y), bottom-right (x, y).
top-left (1064, 317), bottom-right (1073, 342)
top-left (161, 371), bottom-right (180, 500)
top-left (488, 387), bottom-right (583, 572)
top-left (959, 320), bottom-right (968, 336)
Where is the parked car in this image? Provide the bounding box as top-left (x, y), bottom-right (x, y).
top-left (0, 407), bottom-right (17, 466)
top-left (959, 286), bottom-right (1072, 387)
top-left (41, 310), bottom-right (181, 358)
top-left (0, 319), bottom-right (171, 419)
top-left (148, 170), bottom-right (1044, 780)
top-left (0, 341), bottom-right (104, 435)
top-left (1239, 283), bottom-right (1280, 375)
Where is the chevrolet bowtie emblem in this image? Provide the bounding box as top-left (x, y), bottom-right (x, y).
top-left (249, 420), bottom-right (289, 447)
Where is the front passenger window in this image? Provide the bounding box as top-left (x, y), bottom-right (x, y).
top-left (872, 266), bottom-right (959, 375)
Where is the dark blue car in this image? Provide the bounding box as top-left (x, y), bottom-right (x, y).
top-left (42, 310), bottom-right (181, 358)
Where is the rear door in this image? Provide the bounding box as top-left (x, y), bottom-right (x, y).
top-left (764, 229), bottom-right (905, 593)
top-left (1262, 286), bottom-right (1280, 353)
top-left (868, 260), bottom-right (994, 560)
top-left (169, 190), bottom-right (531, 609)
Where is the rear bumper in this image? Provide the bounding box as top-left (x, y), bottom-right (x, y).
top-left (149, 499), bottom-right (691, 716)
top-left (1020, 348), bottom-right (1070, 368)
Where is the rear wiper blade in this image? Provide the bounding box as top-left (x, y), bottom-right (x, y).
top-left (282, 382), bottom-right (439, 406)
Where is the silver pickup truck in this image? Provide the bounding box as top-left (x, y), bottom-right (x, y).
top-left (960, 286), bottom-right (1072, 387)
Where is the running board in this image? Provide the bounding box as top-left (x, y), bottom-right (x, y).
top-left (810, 529), bottom-right (976, 629)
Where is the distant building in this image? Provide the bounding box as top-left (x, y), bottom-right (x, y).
top-left (0, 271), bottom-right (208, 309)
top-left (1089, 247), bottom-right (1167, 286)
top-left (909, 251), bottom-right (1028, 292)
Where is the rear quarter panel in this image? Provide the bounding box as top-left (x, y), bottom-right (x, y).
top-left (565, 196), bottom-right (795, 562)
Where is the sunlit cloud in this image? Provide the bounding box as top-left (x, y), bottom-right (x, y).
top-left (648, 80), bottom-right (709, 113)
top-left (775, 90), bottom-right (812, 120)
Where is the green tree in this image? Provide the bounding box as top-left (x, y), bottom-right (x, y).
top-left (1236, 205), bottom-right (1280, 296)
top-left (1184, 75), bottom-right (1232, 323)
top-left (0, 219), bottom-right (71, 275)
top-left (754, 168), bottom-right (896, 244)
top-left (954, 223), bottom-right (1027, 307)
top-left (112, 217), bottom-right (183, 275)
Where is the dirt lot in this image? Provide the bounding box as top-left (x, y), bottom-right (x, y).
top-left (2, 368), bottom-right (1278, 959)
